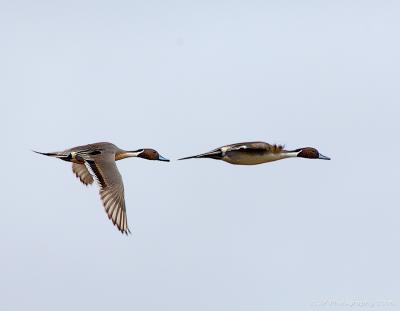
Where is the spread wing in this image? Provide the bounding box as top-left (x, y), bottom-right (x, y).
top-left (82, 153), bottom-right (130, 234)
top-left (72, 163), bottom-right (94, 185)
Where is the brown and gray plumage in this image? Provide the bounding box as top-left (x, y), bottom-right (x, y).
top-left (179, 141), bottom-right (330, 165)
top-left (34, 142), bottom-right (169, 234)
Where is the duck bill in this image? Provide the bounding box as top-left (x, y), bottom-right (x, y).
top-left (158, 155), bottom-right (170, 162)
top-left (318, 153), bottom-right (331, 160)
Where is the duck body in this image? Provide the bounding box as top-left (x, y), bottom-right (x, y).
top-left (221, 142), bottom-right (297, 165)
top-left (68, 142), bottom-right (118, 163)
top-left (179, 141), bottom-right (330, 165)
top-left (36, 142), bottom-right (136, 164)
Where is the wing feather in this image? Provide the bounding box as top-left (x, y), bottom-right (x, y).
top-left (83, 154), bottom-right (130, 234)
top-left (72, 163), bottom-right (94, 185)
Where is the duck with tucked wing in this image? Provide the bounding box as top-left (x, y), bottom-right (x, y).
top-left (179, 141), bottom-right (330, 165)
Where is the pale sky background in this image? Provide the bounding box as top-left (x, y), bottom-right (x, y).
top-left (1, 1), bottom-right (399, 310)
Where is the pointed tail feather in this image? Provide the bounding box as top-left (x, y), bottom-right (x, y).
top-left (32, 150), bottom-right (72, 161)
top-left (32, 150), bottom-right (59, 157)
top-left (178, 155), bottom-right (203, 160)
top-left (178, 150), bottom-right (223, 161)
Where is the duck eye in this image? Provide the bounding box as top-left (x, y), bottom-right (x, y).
top-left (89, 150), bottom-right (101, 155)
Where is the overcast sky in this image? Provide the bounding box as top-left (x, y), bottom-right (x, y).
top-left (1, 1), bottom-right (399, 310)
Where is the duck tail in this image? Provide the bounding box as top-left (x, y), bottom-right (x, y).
top-left (178, 150), bottom-right (223, 161)
top-left (32, 150), bottom-right (59, 157)
top-left (32, 150), bottom-right (72, 161)
top-left (178, 155), bottom-right (201, 160)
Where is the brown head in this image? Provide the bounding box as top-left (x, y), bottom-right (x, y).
top-left (136, 149), bottom-right (170, 161)
top-left (294, 147), bottom-right (331, 160)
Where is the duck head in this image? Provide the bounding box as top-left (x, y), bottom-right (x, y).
top-left (294, 147), bottom-right (331, 160)
top-left (136, 149), bottom-right (170, 162)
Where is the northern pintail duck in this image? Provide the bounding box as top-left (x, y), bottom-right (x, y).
top-left (34, 142), bottom-right (169, 234)
top-left (179, 141), bottom-right (330, 165)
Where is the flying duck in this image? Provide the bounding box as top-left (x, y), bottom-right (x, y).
top-left (34, 142), bottom-right (169, 234)
top-left (179, 141), bottom-right (330, 165)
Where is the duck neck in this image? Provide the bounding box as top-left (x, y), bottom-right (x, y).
top-left (281, 150), bottom-right (301, 159)
top-left (115, 150), bottom-right (142, 161)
